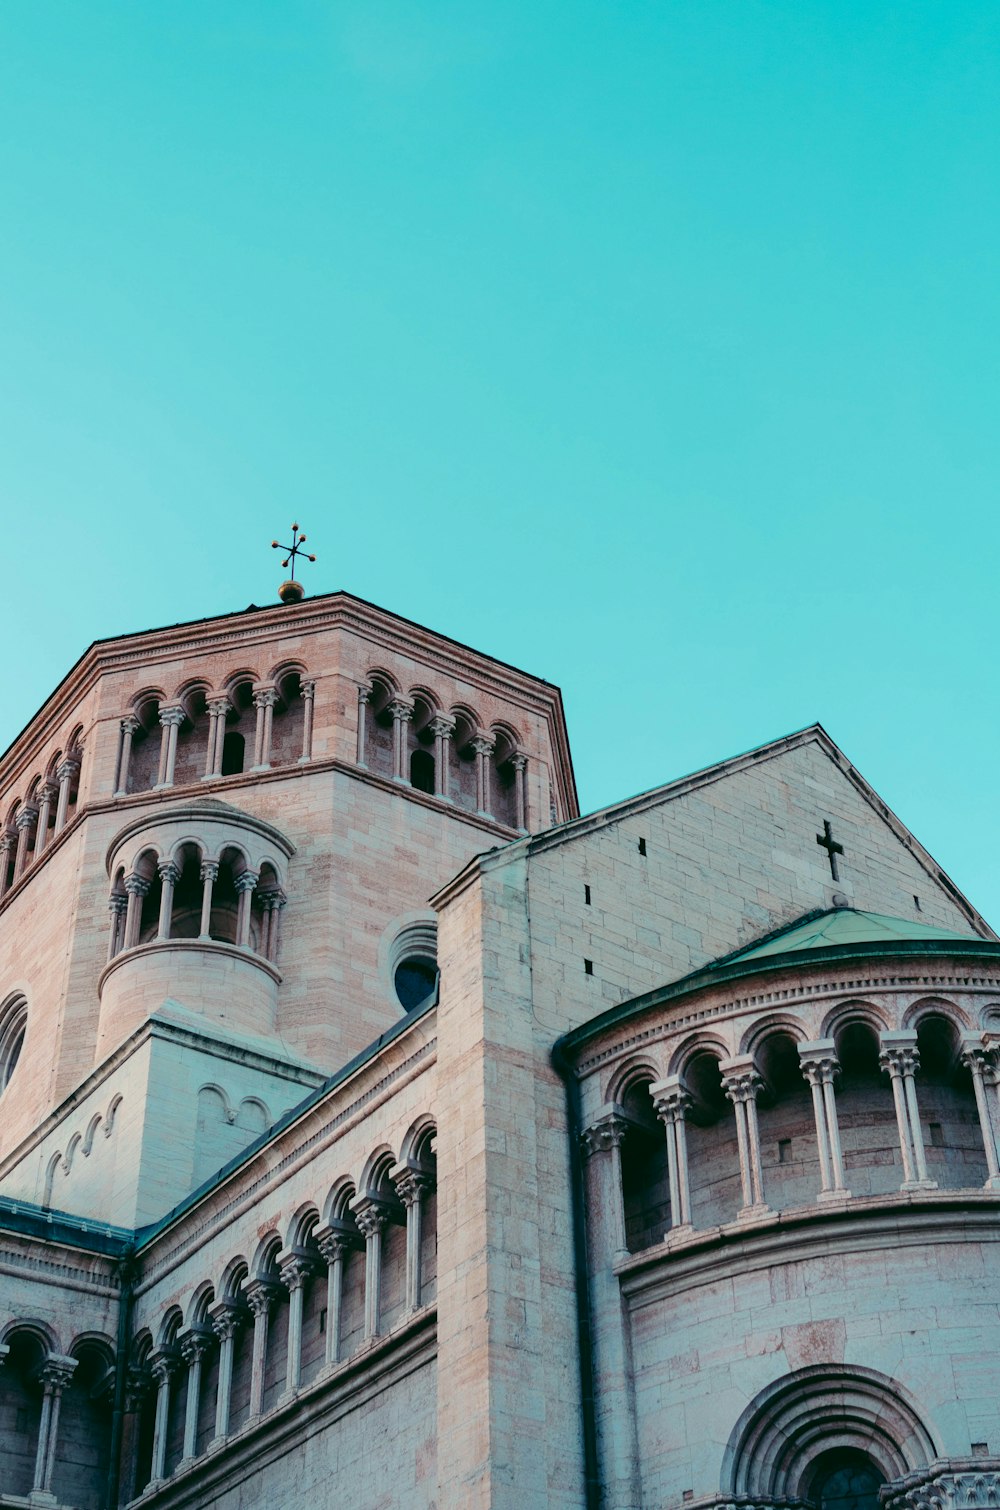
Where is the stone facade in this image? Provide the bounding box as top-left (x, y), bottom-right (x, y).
top-left (0, 588), bottom-right (997, 1509)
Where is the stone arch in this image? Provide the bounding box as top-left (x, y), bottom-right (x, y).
top-left (186, 1282), bottom-right (216, 1330)
top-left (251, 1232), bottom-right (282, 1279)
top-left (0, 991), bottom-right (28, 1093)
top-left (911, 1010), bottom-right (986, 1189)
top-left (158, 1307), bottom-right (183, 1349)
top-left (220, 672), bottom-right (260, 776)
top-left (399, 1115), bottom-right (437, 1170)
top-left (741, 1014), bottom-right (809, 1057)
top-left (170, 680), bottom-right (212, 788)
top-left (285, 1203), bottom-right (320, 1251)
top-left (60, 1328), bottom-right (117, 1504)
top-left (81, 1113), bottom-right (103, 1157)
top-left (668, 1031), bottom-right (730, 1079)
top-left (606, 1055), bottom-right (663, 1106)
top-left (821, 997), bottom-right (891, 1041)
top-left (219, 1256), bottom-right (249, 1301)
top-left (0, 1322), bottom-right (59, 1498)
top-left (830, 1014), bottom-right (900, 1198)
top-left (980, 1001), bottom-right (1000, 1031)
top-left (447, 704), bottom-right (481, 812)
top-left (902, 994), bottom-right (973, 1033)
top-left (269, 665), bottom-right (306, 768)
top-left (0, 1317), bottom-right (61, 1356)
top-left (126, 689), bottom-right (165, 793)
top-left (359, 1145), bottom-right (397, 1199)
top-left (722, 1364), bottom-right (938, 1500)
top-left (407, 688), bottom-right (439, 793)
top-left (489, 722), bottom-right (522, 827)
top-left (384, 915), bottom-right (439, 1014)
top-left (323, 1176), bottom-right (357, 1226)
top-left (752, 1025), bottom-right (816, 1212)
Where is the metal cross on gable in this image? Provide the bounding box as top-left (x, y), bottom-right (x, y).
top-left (271, 523), bottom-right (316, 580)
top-left (816, 819), bottom-right (845, 881)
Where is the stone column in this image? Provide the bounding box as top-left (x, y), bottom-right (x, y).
top-left (107, 892), bottom-right (128, 962)
top-left (122, 1367), bottom-right (151, 1502)
top-left (204, 699), bottom-right (229, 779)
top-left (245, 1280), bottom-right (279, 1421)
top-left (54, 757), bottom-right (80, 830)
top-left (149, 1353), bottom-right (179, 1485)
top-left (511, 753), bottom-right (528, 831)
top-left (32, 1355), bottom-right (77, 1497)
top-left (356, 685), bottom-right (372, 767)
top-left (115, 716), bottom-right (140, 796)
top-left (430, 715), bottom-right (455, 800)
top-left (353, 1199), bottom-right (391, 1340)
top-left (179, 1331), bottom-right (211, 1466)
top-left (13, 804), bottom-right (38, 881)
top-left (581, 1108), bottom-right (631, 1258)
top-left (880, 1031), bottom-right (936, 1190)
top-left (299, 679), bottom-right (316, 762)
top-left (279, 1253), bottom-right (317, 1399)
top-left (156, 706), bottom-right (185, 789)
top-left (389, 699), bottom-right (413, 782)
top-left (208, 1304), bottom-right (241, 1450)
top-left (651, 1077), bottom-right (694, 1230)
top-left (123, 874), bottom-right (150, 950)
top-left (799, 1040), bottom-right (851, 1199)
top-left (34, 783), bottom-right (57, 857)
top-left (235, 870), bottom-right (259, 949)
top-left (316, 1227), bottom-right (357, 1369)
top-left (472, 735), bottom-right (495, 816)
top-left (721, 1056), bottom-right (769, 1217)
top-left (252, 687), bottom-right (278, 770)
top-left (960, 1035), bottom-right (1000, 1189)
top-left (198, 860), bottom-right (219, 939)
top-left (393, 1167), bottom-right (435, 1312)
top-left (0, 832), bottom-right (14, 900)
top-left (156, 860), bottom-right (181, 940)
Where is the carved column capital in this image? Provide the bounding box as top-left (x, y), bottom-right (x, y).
top-left (234, 869), bottom-right (259, 895)
top-left (471, 734), bottom-right (496, 757)
top-left (278, 1252), bottom-right (319, 1293)
top-left (56, 757), bottom-right (81, 782)
top-left (108, 891), bottom-right (128, 916)
top-left (720, 1056), bottom-right (764, 1104)
top-left (244, 1279), bottom-right (281, 1318)
top-left (125, 1365), bottom-right (151, 1411)
top-left (149, 1352), bottom-right (180, 1387)
top-left (429, 715), bottom-right (455, 739)
top-left (179, 1331), bottom-right (212, 1367)
top-left (650, 1077), bottom-right (693, 1125)
top-left (124, 873), bottom-right (150, 898)
top-left (252, 686), bottom-right (279, 710)
top-left (879, 1039), bottom-right (921, 1078)
top-left (510, 752), bottom-right (528, 772)
top-left (206, 696), bottom-right (231, 719)
top-left (358, 683), bottom-right (373, 706)
top-left (120, 714), bottom-right (141, 736)
top-left (392, 1167), bottom-right (435, 1207)
top-left (388, 698), bottom-right (414, 724)
top-left (157, 859), bottom-right (181, 886)
top-left (351, 1196), bottom-right (396, 1238)
top-left (158, 704), bottom-right (186, 729)
top-left (300, 679), bottom-right (316, 701)
top-left (209, 1302), bottom-right (243, 1343)
top-left (200, 859), bottom-right (220, 883)
top-left (0, 831), bottom-right (14, 855)
top-left (39, 781), bottom-right (59, 805)
top-left (39, 1355), bottom-right (77, 1393)
top-left (15, 805), bottom-right (38, 832)
top-left (580, 1104), bottom-right (632, 1157)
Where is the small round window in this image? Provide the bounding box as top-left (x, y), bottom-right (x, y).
top-left (394, 956), bottom-right (438, 1012)
top-left (0, 995), bottom-right (28, 1092)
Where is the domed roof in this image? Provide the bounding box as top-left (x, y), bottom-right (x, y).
top-left (719, 907), bottom-right (980, 966)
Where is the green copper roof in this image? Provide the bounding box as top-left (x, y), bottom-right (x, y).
top-left (719, 908), bottom-right (976, 966)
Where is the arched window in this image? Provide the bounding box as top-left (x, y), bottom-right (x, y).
top-left (0, 995), bottom-right (28, 1091)
top-left (410, 749), bottom-right (435, 794)
top-left (807, 1448), bottom-right (886, 1510)
top-left (914, 1012), bottom-right (985, 1189)
top-left (619, 1078), bottom-right (670, 1252)
top-left (754, 1030), bottom-right (815, 1210)
top-left (268, 669), bottom-right (305, 768)
top-left (834, 1020), bottom-right (899, 1198)
top-left (683, 1049), bottom-right (740, 1227)
top-left (389, 922), bottom-right (439, 1013)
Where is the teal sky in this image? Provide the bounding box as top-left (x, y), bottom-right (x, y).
top-left (2, 4), bottom-right (999, 922)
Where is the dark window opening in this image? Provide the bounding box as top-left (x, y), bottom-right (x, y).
top-left (914, 895), bottom-right (922, 911)
top-left (929, 1121), bottom-right (944, 1147)
top-left (221, 732), bottom-right (245, 776)
top-left (638, 837), bottom-right (647, 856)
top-left (808, 1449), bottom-right (886, 1510)
top-left (584, 958), bottom-right (594, 976)
top-left (394, 957), bottom-right (438, 1013)
top-left (778, 1138), bottom-right (792, 1164)
top-left (584, 884), bottom-right (591, 905)
top-left (410, 749), bottom-right (435, 794)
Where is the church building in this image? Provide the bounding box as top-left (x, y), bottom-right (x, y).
top-left (0, 580), bottom-right (997, 1509)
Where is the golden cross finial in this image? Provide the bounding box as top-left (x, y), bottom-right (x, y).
top-left (271, 523), bottom-right (317, 603)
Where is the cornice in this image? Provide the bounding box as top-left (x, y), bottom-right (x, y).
top-left (0, 592), bottom-right (578, 815)
top-left (574, 961), bottom-right (1000, 1078)
top-left (616, 1191), bottom-right (1000, 1310)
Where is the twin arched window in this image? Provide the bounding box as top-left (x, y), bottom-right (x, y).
top-left (0, 994), bottom-right (28, 1093)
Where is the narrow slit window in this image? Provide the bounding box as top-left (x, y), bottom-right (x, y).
top-left (584, 884), bottom-right (591, 905)
top-left (584, 958), bottom-right (593, 976)
top-left (638, 837), bottom-right (647, 856)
